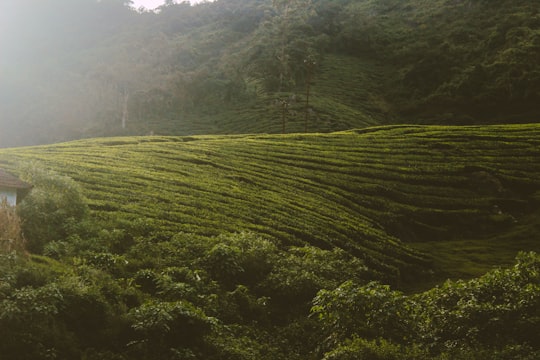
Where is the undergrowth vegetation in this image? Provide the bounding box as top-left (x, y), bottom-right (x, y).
top-left (0, 200), bottom-right (25, 253)
top-left (0, 124), bottom-right (538, 358)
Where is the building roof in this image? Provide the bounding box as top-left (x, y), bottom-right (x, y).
top-left (0, 169), bottom-right (32, 189)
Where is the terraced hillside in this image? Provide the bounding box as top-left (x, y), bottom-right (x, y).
top-left (1, 124), bottom-right (539, 284)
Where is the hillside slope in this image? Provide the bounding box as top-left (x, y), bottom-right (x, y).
top-left (1, 124), bottom-right (539, 283)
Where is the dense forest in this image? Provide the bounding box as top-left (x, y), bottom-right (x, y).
top-left (1, 0), bottom-right (539, 147)
top-left (1, 0), bottom-right (540, 359)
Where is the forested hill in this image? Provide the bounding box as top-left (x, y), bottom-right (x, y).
top-left (1, 0), bottom-right (539, 147)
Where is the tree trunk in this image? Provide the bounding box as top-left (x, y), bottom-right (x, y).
top-left (277, 2), bottom-right (290, 92)
top-left (121, 91), bottom-right (129, 129)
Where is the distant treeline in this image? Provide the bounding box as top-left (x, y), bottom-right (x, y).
top-left (1, 0), bottom-right (538, 147)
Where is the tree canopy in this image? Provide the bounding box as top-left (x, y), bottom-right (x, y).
top-left (1, 0), bottom-right (538, 147)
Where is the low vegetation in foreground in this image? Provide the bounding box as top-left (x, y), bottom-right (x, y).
top-left (0, 124), bottom-right (539, 359)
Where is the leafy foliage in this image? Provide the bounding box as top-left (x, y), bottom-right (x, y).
top-left (128, 299), bottom-right (215, 358)
top-left (17, 164), bottom-right (90, 253)
top-left (1, 0), bottom-right (538, 147)
top-left (0, 200), bottom-right (25, 254)
top-left (264, 246), bottom-right (369, 304)
top-left (312, 252), bottom-right (540, 359)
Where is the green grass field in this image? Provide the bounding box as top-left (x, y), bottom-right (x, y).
top-left (1, 124), bottom-right (539, 288)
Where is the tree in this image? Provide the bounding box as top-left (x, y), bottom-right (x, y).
top-left (244, 0), bottom-right (317, 92)
top-left (304, 56), bottom-right (316, 131)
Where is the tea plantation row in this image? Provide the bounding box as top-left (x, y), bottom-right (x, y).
top-left (1, 124), bottom-right (539, 282)
top-left (1, 124), bottom-right (539, 359)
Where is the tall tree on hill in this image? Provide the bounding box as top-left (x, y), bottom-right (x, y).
top-left (273, 0), bottom-right (294, 91)
top-left (273, 0), bottom-right (316, 91)
top-left (304, 56), bottom-right (316, 132)
top-left (244, 0), bottom-right (317, 92)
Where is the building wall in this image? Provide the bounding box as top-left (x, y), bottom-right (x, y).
top-left (0, 187), bottom-right (17, 206)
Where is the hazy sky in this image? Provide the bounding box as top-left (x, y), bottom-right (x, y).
top-left (131, 0), bottom-right (165, 9)
top-left (131, 0), bottom-right (209, 9)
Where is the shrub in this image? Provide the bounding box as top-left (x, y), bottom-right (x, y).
top-left (0, 283), bottom-right (67, 359)
top-left (265, 246), bottom-right (369, 305)
top-left (323, 338), bottom-right (426, 360)
top-left (312, 281), bottom-right (413, 347)
top-left (415, 251), bottom-right (540, 352)
top-left (312, 252), bottom-right (540, 359)
top-left (17, 164), bottom-right (89, 253)
top-left (201, 232), bottom-right (279, 289)
top-left (205, 243), bottom-right (244, 288)
top-left (0, 199), bottom-right (25, 254)
top-left (128, 299), bottom-right (215, 358)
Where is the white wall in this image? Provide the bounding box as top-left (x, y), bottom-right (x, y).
top-left (0, 187), bottom-right (17, 206)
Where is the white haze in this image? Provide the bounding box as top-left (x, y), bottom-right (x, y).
top-left (132, 0), bottom-right (211, 10)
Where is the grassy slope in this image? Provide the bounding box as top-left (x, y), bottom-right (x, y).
top-left (1, 124), bottom-right (539, 286)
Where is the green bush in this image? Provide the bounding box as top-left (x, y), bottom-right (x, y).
top-left (205, 243), bottom-right (244, 288)
top-left (0, 283), bottom-right (69, 359)
top-left (202, 232), bottom-right (279, 289)
top-left (0, 199), bottom-right (25, 254)
top-left (312, 252), bottom-right (540, 359)
top-left (323, 338), bottom-right (425, 360)
top-left (415, 251), bottom-right (540, 352)
top-left (17, 164), bottom-right (89, 253)
top-left (128, 299), bottom-right (215, 358)
top-left (312, 280), bottom-right (413, 346)
top-left (265, 246), bottom-right (369, 304)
